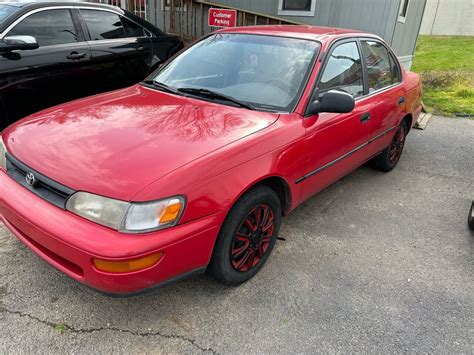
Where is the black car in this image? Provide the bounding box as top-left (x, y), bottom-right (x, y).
top-left (0, 1), bottom-right (183, 128)
top-left (469, 201), bottom-right (474, 231)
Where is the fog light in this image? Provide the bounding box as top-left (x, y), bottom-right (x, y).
top-left (93, 252), bottom-right (163, 273)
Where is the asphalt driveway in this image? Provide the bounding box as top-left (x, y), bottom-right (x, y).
top-left (1, 115), bottom-right (473, 353)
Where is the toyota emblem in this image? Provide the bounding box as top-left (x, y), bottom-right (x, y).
top-left (25, 172), bottom-right (37, 187)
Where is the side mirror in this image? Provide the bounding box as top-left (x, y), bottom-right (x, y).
top-left (0, 36), bottom-right (39, 53)
top-left (307, 90), bottom-right (355, 115)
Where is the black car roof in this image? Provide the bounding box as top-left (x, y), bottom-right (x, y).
top-left (0, 1), bottom-right (119, 10)
top-left (0, 1), bottom-right (165, 36)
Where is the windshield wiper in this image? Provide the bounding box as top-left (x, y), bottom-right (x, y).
top-left (177, 88), bottom-right (255, 110)
top-left (141, 80), bottom-right (181, 95)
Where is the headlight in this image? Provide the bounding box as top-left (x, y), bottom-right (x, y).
top-left (66, 192), bottom-right (185, 233)
top-left (0, 137), bottom-right (6, 171)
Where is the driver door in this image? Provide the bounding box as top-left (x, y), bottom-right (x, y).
top-left (300, 40), bottom-right (372, 201)
top-left (0, 8), bottom-right (91, 125)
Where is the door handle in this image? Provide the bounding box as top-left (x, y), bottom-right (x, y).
top-left (398, 96), bottom-right (405, 105)
top-left (137, 46), bottom-right (147, 52)
top-left (360, 112), bottom-right (371, 123)
top-left (67, 52), bottom-right (86, 60)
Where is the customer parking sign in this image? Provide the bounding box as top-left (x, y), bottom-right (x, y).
top-left (208, 8), bottom-right (237, 28)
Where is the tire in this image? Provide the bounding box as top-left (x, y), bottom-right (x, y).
top-left (208, 185), bottom-right (282, 285)
top-left (468, 202), bottom-right (474, 231)
top-left (370, 121), bottom-right (408, 172)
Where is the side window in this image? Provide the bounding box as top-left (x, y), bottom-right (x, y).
top-left (319, 41), bottom-right (363, 98)
top-left (81, 10), bottom-right (125, 40)
top-left (121, 17), bottom-right (145, 37)
top-left (389, 54), bottom-right (402, 83)
top-left (8, 9), bottom-right (78, 47)
top-left (360, 41), bottom-right (393, 92)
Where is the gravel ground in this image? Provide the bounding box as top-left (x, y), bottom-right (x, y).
top-left (1, 115), bottom-right (473, 353)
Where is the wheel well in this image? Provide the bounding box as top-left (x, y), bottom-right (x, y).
top-left (257, 177), bottom-right (292, 215)
top-left (402, 114), bottom-right (413, 133)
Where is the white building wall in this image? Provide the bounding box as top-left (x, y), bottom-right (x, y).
top-left (420, 0), bottom-right (474, 35)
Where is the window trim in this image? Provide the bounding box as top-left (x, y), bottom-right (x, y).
top-left (0, 5), bottom-right (146, 44)
top-left (78, 7), bottom-right (150, 42)
top-left (397, 0), bottom-right (410, 23)
top-left (388, 51), bottom-right (402, 84)
top-left (358, 37), bottom-right (403, 90)
top-left (277, 0), bottom-right (316, 17)
top-left (305, 38), bottom-right (365, 116)
top-left (0, 6), bottom-right (84, 45)
top-left (359, 39), bottom-right (397, 94)
top-left (304, 36), bottom-right (404, 117)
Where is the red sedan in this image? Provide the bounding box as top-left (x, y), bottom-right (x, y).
top-left (0, 26), bottom-right (422, 295)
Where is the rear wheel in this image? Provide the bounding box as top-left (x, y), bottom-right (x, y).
top-left (468, 202), bottom-right (474, 231)
top-left (208, 185), bottom-right (281, 285)
top-left (370, 121), bottom-right (407, 172)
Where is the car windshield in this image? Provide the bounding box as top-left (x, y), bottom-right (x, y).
top-left (151, 33), bottom-right (320, 112)
top-left (0, 4), bottom-right (17, 26)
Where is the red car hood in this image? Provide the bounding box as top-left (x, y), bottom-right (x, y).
top-left (3, 85), bottom-right (279, 200)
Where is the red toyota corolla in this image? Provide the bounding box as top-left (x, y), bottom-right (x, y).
top-left (0, 26), bottom-right (422, 295)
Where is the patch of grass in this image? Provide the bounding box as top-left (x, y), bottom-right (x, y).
top-left (413, 36), bottom-right (474, 72)
top-left (412, 36), bottom-right (474, 117)
top-left (55, 323), bottom-right (67, 334)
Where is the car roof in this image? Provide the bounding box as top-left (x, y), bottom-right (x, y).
top-left (0, 1), bottom-right (118, 10)
top-left (217, 25), bottom-right (380, 43)
top-left (0, 1), bottom-right (125, 34)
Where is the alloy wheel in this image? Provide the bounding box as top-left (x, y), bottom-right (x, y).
top-left (230, 204), bottom-right (275, 272)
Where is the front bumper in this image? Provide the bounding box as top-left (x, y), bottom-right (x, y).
top-left (0, 170), bottom-right (224, 295)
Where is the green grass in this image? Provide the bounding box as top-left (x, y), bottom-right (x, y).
top-left (54, 323), bottom-right (67, 334)
top-left (412, 35), bottom-right (474, 116)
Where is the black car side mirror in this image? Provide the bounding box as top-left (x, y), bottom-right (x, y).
top-left (307, 90), bottom-right (355, 115)
top-left (0, 36), bottom-right (39, 53)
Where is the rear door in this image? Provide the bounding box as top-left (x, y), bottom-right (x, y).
top-left (0, 8), bottom-right (91, 125)
top-left (77, 8), bottom-right (153, 92)
top-left (358, 39), bottom-right (405, 155)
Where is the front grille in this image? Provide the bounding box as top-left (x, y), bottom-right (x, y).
top-left (6, 153), bottom-right (75, 209)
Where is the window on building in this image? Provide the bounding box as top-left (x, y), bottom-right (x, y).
top-left (8, 9), bottom-right (78, 47)
top-left (282, 0), bottom-right (312, 11)
top-left (398, 0), bottom-right (410, 22)
top-left (278, 0), bottom-right (315, 17)
top-left (319, 41), bottom-right (364, 98)
top-left (163, 0), bottom-right (187, 11)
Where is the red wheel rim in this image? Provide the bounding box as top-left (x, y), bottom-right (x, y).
top-left (230, 204), bottom-right (275, 272)
top-left (389, 126), bottom-right (405, 165)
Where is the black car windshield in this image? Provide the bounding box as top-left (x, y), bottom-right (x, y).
top-left (151, 33), bottom-right (320, 112)
top-left (0, 4), bottom-right (17, 26)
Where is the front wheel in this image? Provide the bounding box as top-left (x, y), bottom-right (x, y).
top-left (370, 121), bottom-right (407, 172)
top-left (208, 185), bottom-right (281, 285)
top-left (468, 202), bottom-right (474, 231)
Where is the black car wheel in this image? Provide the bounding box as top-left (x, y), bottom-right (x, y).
top-left (468, 201), bottom-right (474, 231)
top-left (370, 120), bottom-right (408, 172)
top-left (208, 185), bottom-right (281, 285)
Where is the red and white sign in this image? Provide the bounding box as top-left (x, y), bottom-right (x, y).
top-left (208, 8), bottom-right (237, 28)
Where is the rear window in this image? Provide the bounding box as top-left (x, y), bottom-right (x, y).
top-left (81, 9), bottom-right (126, 40)
top-left (0, 4), bottom-right (17, 26)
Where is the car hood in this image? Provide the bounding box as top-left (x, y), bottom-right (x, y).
top-left (3, 85), bottom-right (279, 201)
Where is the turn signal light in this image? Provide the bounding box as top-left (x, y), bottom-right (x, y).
top-left (93, 252), bottom-right (163, 273)
top-left (159, 201), bottom-right (183, 223)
